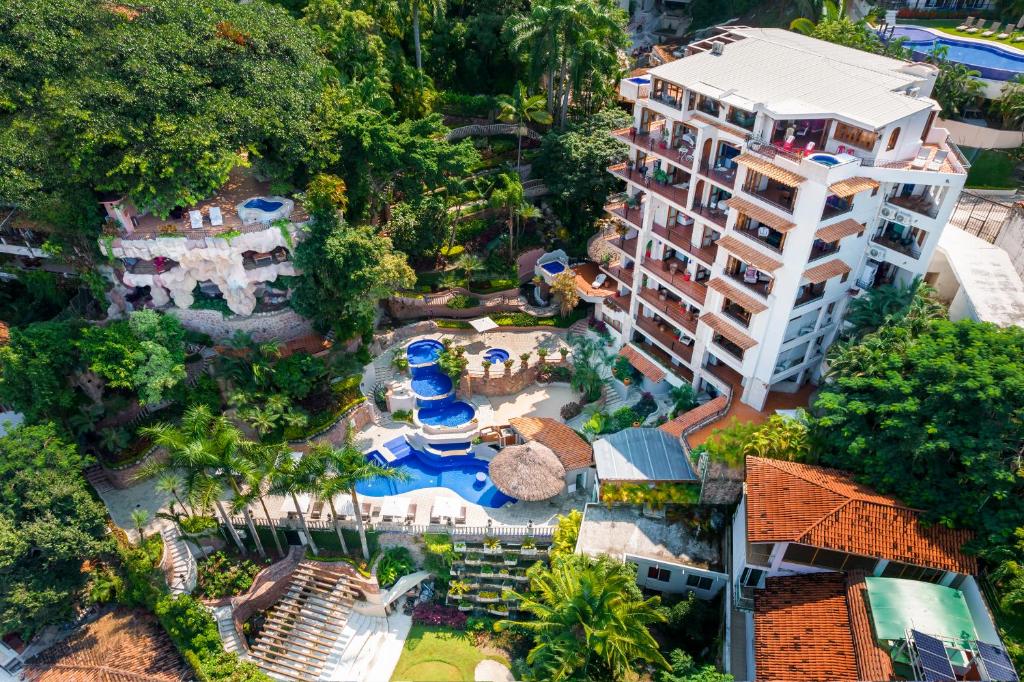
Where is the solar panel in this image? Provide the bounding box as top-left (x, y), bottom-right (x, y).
top-left (912, 630), bottom-right (955, 682)
top-left (976, 640), bottom-right (1020, 682)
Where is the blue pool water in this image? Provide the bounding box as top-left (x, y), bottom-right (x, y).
top-left (541, 261), bottom-right (567, 275)
top-left (244, 198), bottom-right (284, 212)
top-left (407, 339), bottom-right (443, 365)
top-left (628, 76), bottom-right (651, 84)
top-left (889, 27), bottom-right (1024, 80)
top-left (358, 438), bottom-right (516, 507)
top-left (419, 401), bottom-right (477, 427)
top-left (429, 441), bottom-right (472, 452)
top-left (483, 348), bottom-right (510, 364)
top-left (810, 154), bottom-right (840, 167)
top-left (410, 367), bottom-right (452, 398)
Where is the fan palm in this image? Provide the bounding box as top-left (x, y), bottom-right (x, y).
top-left (488, 173), bottom-right (525, 259)
top-left (270, 452), bottom-right (320, 556)
top-left (497, 82), bottom-right (553, 168)
top-left (454, 253), bottom-right (485, 281)
top-left (241, 443), bottom-right (291, 558)
top-left (154, 472), bottom-right (190, 515)
top-left (496, 556), bottom-right (668, 680)
top-left (790, 0), bottom-right (842, 35)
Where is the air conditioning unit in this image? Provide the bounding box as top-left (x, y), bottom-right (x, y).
top-left (711, 41), bottom-right (725, 56)
top-left (895, 212), bottom-right (909, 222)
top-left (880, 207), bottom-right (894, 218)
top-left (867, 246), bottom-right (885, 260)
top-left (907, 86), bottom-right (920, 97)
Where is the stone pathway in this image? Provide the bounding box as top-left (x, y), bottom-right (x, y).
top-left (213, 604), bottom-right (247, 657)
top-left (474, 660), bottom-right (515, 682)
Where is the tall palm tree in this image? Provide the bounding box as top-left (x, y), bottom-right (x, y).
top-left (270, 452), bottom-right (320, 556)
top-left (453, 253), bottom-right (485, 282)
top-left (154, 472), bottom-right (190, 515)
top-left (399, 0), bottom-right (446, 71)
top-left (303, 444), bottom-right (355, 555)
top-left (497, 83), bottom-right (553, 168)
top-left (242, 443), bottom-right (290, 558)
top-left (496, 555), bottom-right (668, 680)
top-left (488, 173), bottom-right (525, 259)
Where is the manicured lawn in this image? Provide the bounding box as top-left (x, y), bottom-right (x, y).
top-left (962, 147), bottom-right (1018, 189)
top-left (391, 625), bottom-right (509, 682)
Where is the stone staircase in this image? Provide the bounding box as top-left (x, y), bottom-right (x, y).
top-left (160, 524), bottom-right (195, 595)
top-left (83, 464), bottom-right (113, 496)
top-left (213, 604), bottom-right (247, 657)
top-left (321, 612), bottom-right (391, 682)
top-left (250, 562), bottom-right (359, 681)
top-left (567, 318), bottom-right (590, 336)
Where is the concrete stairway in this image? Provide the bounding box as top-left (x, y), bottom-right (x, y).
top-left (567, 318), bottom-right (590, 336)
top-left (160, 524), bottom-right (194, 595)
top-left (83, 465), bottom-right (113, 496)
top-left (213, 605), bottom-right (247, 657)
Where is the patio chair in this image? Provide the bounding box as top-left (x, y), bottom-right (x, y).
top-left (957, 16), bottom-right (976, 31)
top-left (999, 24), bottom-right (1014, 39)
top-left (926, 149), bottom-right (949, 171)
top-left (967, 19), bottom-right (987, 33)
top-left (360, 501), bottom-right (372, 520)
top-left (429, 508), bottom-right (442, 524)
top-left (983, 22), bottom-right (1004, 37)
top-left (406, 504), bottom-right (417, 522)
top-left (188, 210), bottom-right (203, 229)
top-left (910, 148), bottom-right (931, 169)
top-left (455, 506), bottom-right (467, 524)
top-left (591, 273), bottom-right (607, 288)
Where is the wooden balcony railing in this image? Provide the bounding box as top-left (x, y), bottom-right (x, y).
top-left (692, 203), bottom-right (729, 229)
top-left (651, 223), bottom-right (718, 265)
top-left (606, 234), bottom-right (640, 259)
top-left (631, 340), bottom-right (694, 383)
top-left (635, 315), bottom-right (696, 365)
top-left (637, 287), bottom-right (698, 335)
top-left (606, 292), bottom-right (632, 313)
top-left (698, 162), bottom-right (737, 189)
top-left (641, 258), bottom-right (708, 305)
top-left (604, 200), bottom-right (643, 229)
top-left (601, 263), bottom-right (635, 287)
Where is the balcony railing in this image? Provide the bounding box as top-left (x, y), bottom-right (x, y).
top-left (794, 285), bottom-right (825, 307)
top-left (745, 136), bottom-right (805, 164)
top-left (822, 197), bottom-right (852, 220)
top-left (650, 92), bottom-right (683, 109)
top-left (741, 183), bottom-right (795, 213)
top-left (699, 162), bottom-right (737, 189)
top-left (722, 302), bottom-right (752, 329)
top-left (808, 240), bottom-right (838, 262)
top-left (725, 269), bottom-right (771, 299)
top-left (692, 203), bottom-right (729, 229)
top-left (612, 124), bottom-right (666, 151)
top-left (651, 222), bottom-right (718, 265)
top-left (637, 287), bottom-right (698, 335)
top-left (887, 194), bottom-right (939, 220)
top-left (601, 262), bottom-right (635, 287)
top-left (631, 340), bottom-right (694, 383)
top-left (871, 232), bottom-right (923, 260)
top-left (703, 358), bottom-right (743, 395)
top-left (607, 292), bottom-right (632, 313)
top-left (644, 179), bottom-right (690, 207)
top-left (735, 225), bottom-right (784, 254)
top-left (605, 199), bottom-right (643, 229)
top-left (727, 110), bottom-right (757, 131)
top-left (635, 315), bottom-right (695, 364)
top-left (642, 258), bottom-right (708, 305)
top-left (606, 234), bottom-right (639, 258)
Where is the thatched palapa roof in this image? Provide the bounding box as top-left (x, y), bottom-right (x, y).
top-left (489, 442), bottom-right (566, 501)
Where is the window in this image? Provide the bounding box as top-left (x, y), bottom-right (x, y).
top-left (740, 567), bottom-right (765, 588)
top-left (648, 566), bottom-right (671, 582)
top-left (834, 122), bottom-right (878, 150)
top-left (747, 543), bottom-right (773, 566)
top-left (783, 543), bottom-right (880, 572)
top-left (686, 574), bottom-right (715, 591)
top-left (887, 127), bottom-right (901, 151)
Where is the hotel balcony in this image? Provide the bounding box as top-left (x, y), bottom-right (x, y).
top-left (641, 258), bottom-right (708, 305)
top-left (601, 262), bottom-right (635, 288)
top-left (637, 287), bottom-right (699, 335)
top-left (635, 315), bottom-right (695, 365)
top-left (651, 222), bottom-right (718, 266)
top-left (612, 127), bottom-right (696, 171)
top-left (691, 203), bottom-right (729, 230)
top-left (703, 359), bottom-right (744, 396)
top-left (606, 233), bottom-right (640, 260)
top-left (606, 291), bottom-right (633, 313)
top-left (604, 198), bottom-right (644, 230)
top-left (630, 340), bottom-right (694, 384)
top-left (643, 178), bottom-right (690, 208)
top-left (698, 161), bottom-right (738, 190)
top-left (887, 193), bottom-right (939, 220)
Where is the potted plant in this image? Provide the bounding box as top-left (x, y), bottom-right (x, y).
top-left (559, 347), bottom-right (569, 362)
top-left (480, 565), bottom-right (493, 575)
top-left (503, 358), bottom-right (514, 375)
top-left (521, 537), bottom-right (537, 555)
top-left (466, 551), bottom-right (482, 564)
top-left (458, 599), bottom-right (474, 612)
top-left (449, 580), bottom-right (472, 598)
top-left (537, 348), bottom-right (548, 362)
top-left (483, 536), bottom-right (502, 554)
top-left (682, 271), bottom-right (691, 282)
top-left (478, 591), bottom-right (500, 603)
top-left (454, 541), bottom-right (467, 552)
top-left (504, 553), bottom-right (518, 566)
top-left (482, 359), bottom-right (492, 377)
top-left (498, 567), bottom-right (511, 576)
top-left (520, 352), bottom-right (531, 371)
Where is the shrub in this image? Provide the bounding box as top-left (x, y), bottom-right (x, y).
top-left (440, 244), bottom-right (465, 258)
top-left (195, 552), bottom-right (263, 599)
top-left (412, 603), bottom-right (468, 629)
top-left (560, 401), bottom-right (583, 420)
top-left (435, 91), bottom-right (497, 117)
top-left (634, 392), bottom-right (657, 421)
top-left (178, 515), bottom-right (218, 535)
top-left (377, 546), bottom-right (415, 588)
top-left (609, 406), bottom-right (640, 432)
top-left (392, 409), bottom-right (413, 423)
top-left (447, 294), bottom-right (480, 309)
top-left (612, 355), bottom-right (635, 381)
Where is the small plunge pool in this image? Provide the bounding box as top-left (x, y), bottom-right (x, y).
top-left (244, 198), bottom-right (284, 212)
top-left (483, 348), bottom-right (510, 364)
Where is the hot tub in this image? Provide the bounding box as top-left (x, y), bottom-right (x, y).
top-left (236, 195), bottom-right (294, 224)
top-left (483, 348), bottom-right (510, 364)
top-left (406, 338), bottom-right (444, 365)
top-left (541, 261), bottom-right (567, 275)
top-left (810, 154), bottom-right (840, 167)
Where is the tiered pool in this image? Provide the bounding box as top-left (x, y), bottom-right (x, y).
top-left (407, 339), bottom-right (476, 429)
top-left (358, 437), bottom-right (515, 507)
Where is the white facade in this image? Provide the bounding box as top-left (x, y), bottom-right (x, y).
top-left (600, 27), bottom-right (968, 410)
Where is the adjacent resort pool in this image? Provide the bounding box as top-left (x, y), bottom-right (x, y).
top-left (889, 26), bottom-right (1024, 80)
top-left (358, 437), bottom-right (516, 508)
top-left (243, 197), bottom-right (284, 212)
top-left (406, 338), bottom-right (477, 429)
top-left (540, 260), bottom-right (566, 275)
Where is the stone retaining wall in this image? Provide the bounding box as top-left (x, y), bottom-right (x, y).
top-left (102, 446), bottom-right (167, 489)
top-left (459, 359), bottom-right (570, 397)
top-left (166, 307), bottom-right (314, 343)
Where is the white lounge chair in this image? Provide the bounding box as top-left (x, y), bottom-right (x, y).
top-left (957, 16), bottom-right (976, 31)
top-left (967, 19), bottom-right (987, 33)
top-left (188, 210), bottom-right (203, 229)
top-left (910, 148), bottom-right (931, 169)
top-left (982, 22), bottom-right (1003, 37)
top-left (926, 149), bottom-right (949, 171)
top-left (591, 273), bottom-right (608, 288)
top-left (208, 206), bottom-right (223, 226)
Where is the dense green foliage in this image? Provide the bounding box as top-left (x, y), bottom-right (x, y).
top-left (0, 425), bottom-right (111, 638)
top-left (376, 546), bottom-right (416, 587)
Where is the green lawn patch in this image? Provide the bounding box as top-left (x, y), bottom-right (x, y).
top-left (436, 307), bottom-right (588, 329)
top-left (391, 625), bottom-right (509, 682)
top-left (962, 147), bottom-right (1017, 189)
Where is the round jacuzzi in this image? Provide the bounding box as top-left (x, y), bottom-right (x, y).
top-left (407, 338), bottom-right (444, 365)
top-left (810, 153), bottom-right (840, 167)
top-left (483, 348), bottom-right (510, 364)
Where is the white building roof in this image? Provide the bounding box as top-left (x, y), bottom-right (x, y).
top-left (648, 28), bottom-right (935, 129)
top-left (575, 504), bottom-right (720, 569)
top-left (937, 227), bottom-right (1024, 328)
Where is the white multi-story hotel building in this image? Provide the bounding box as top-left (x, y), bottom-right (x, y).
top-left (597, 27), bottom-right (969, 411)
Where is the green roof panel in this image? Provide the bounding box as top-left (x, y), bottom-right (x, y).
top-left (865, 577), bottom-right (977, 645)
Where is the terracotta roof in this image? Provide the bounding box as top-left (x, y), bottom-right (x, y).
top-left (700, 312), bottom-right (758, 351)
top-left (716, 235), bottom-right (783, 272)
top-left (24, 609), bottom-right (188, 682)
top-left (619, 345), bottom-right (665, 383)
top-left (829, 176), bottom-right (879, 198)
top-left (510, 417), bottom-right (594, 470)
top-left (660, 395), bottom-right (729, 438)
top-left (723, 196), bottom-right (796, 232)
top-left (0, 321), bottom-right (8, 346)
top-left (736, 154), bottom-right (806, 187)
top-left (815, 218), bottom-right (864, 243)
top-left (803, 258), bottom-right (851, 284)
top-left (745, 457), bottom-right (977, 574)
top-left (707, 277), bottom-right (768, 313)
top-left (845, 571), bottom-right (896, 682)
top-left (754, 573), bottom-right (859, 682)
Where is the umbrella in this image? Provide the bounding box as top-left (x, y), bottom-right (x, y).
top-left (431, 497), bottom-right (461, 520)
top-left (469, 317), bottom-right (498, 332)
top-left (380, 497), bottom-right (410, 520)
top-left (489, 442), bottom-right (566, 502)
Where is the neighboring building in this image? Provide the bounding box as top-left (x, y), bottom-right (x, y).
top-left (99, 167), bottom-right (307, 317)
top-left (592, 427), bottom-right (699, 490)
top-left (896, 0), bottom-right (995, 11)
top-left (508, 417), bottom-right (596, 492)
top-left (575, 503), bottom-right (728, 598)
top-left (928, 226), bottom-right (1024, 327)
top-left (599, 27), bottom-right (968, 411)
top-left (729, 456), bottom-right (1013, 681)
top-left (948, 190), bottom-right (1024, 281)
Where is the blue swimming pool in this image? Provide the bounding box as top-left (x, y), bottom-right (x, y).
top-left (358, 438), bottom-right (515, 507)
top-left (410, 367), bottom-right (452, 398)
top-left (889, 26), bottom-right (1024, 80)
top-left (244, 198), bottom-right (284, 212)
top-left (418, 401), bottom-right (477, 427)
top-left (627, 76), bottom-right (651, 84)
top-left (541, 261), bottom-right (567, 275)
top-left (810, 153), bottom-right (840, 167)
top-left (407, 339), bottom-right (443, 365)
top-left (483, 348), bottom-right (510, 364)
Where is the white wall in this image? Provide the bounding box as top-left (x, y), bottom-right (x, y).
top-left (628, 553), bottom-right (728, 598)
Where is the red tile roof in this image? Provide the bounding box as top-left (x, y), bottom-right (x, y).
top-left (746, 457), bottom-right (977, 574)
top-left (509, 417), bottom-right (594, 470)
top-left (754, 573), bottom-right (859, 682)
top-left (619, 345), bottom-right (666, 383)
top-left (846, 571), bottom-right (896, 682)
top-left (660, 396), bottom-right (729, 438)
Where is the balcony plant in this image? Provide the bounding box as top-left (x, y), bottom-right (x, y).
top-left (503, 358), bottom-right (514, 375)
top-left (458, 599), bottom-right (474, 612)
top-left (448, 580), bottom-right (472, 598)
top-left (480, 565), bottom-right (493, 575)
top-left (453, 541), bottom-right (467, 552)
top-left (520, 536), bottom-right (537, 554)
top-left (478, 591), bottom-right (500, 602)
top-left (483, 536), bottom-right (502, 553)
top-left (504, 553), bottom-right (518, 565)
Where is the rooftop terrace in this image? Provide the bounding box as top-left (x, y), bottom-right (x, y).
top-left (575, 504), bottom-right (721, 570)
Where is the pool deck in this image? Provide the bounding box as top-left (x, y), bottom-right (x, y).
top-left (898, 24), bottom-right (1024, 56)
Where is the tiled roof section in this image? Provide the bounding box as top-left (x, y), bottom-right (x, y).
top-left (803, 258), bottom-right (851, 284)
top-left (660, 395), bottom-right (729, 438)
top-left (707, 277), bottom-right (769, 313)
top-left (754, 573), bottom-right (859, 682)
top-left (746, 457), bottom-right (977, 574)
top-left (829, 176), bottom-right (879, 198)
top-left (700, 313), bottom-right (758, 350)
top-left (736, 154), bottom-right (806, 187)
top-left (24, 609), bottom-right (188, 682)
top-left (619, 345), bottom-right (666, 383)
top-left (845, 571), bottom-right (896, 682)
top-left (815, 218), bottom-right (864, 243)
top-left (723, 196), bottom-right (796, 232)
top-left (716, 235), bottom-right (784, 272)
top-left (510, 417), bottom-right (594, 470)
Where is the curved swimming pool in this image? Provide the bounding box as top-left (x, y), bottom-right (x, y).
top-left (889, 26), bottom-right (1024, 80)
top-left (244, 198), bottom-right (284, 212)
top-left (407, 338), bottom-right (443, 365)
top-left (359, 441), bottom-right (515, 508)
top-left (418, 401), bottom-right (477, 428)
top-left (483, 348), bottom-right (510, 364)
top-left (410, 367), bottom-right (453, 398)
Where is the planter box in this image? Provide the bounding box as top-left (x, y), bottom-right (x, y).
top-left (520, 547), bottom-right (537, 556)
top-left (483, 546), bottom-right (502, 555)
top-left (487, 609), bottom-right (510, 616)
top-left (504, 559), bottom-right (518, 566)
top-left (477, 596), bottom-right (500, 603)
top-left (454, 542), bottom-right (467, 552)
top-left (464, 559), bottom-right (482, 566)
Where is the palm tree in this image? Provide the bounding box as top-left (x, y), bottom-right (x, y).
top-left (999, 76), bottom-right (1024, 129)
top-left (154, 472), bottom-right (190, 515)
top-left (497, 83), bottom-right (553, 168)
top-left (496, 555), bottom-right (668, 680)
top-left (242, 444), bottom-right (290, 558)
top-left (930, 46), bottom-right (984, 117)
top-left (130, 509), bottom-right (149, 540)
top-left (843, 277), bottom-right (940, 340)
top-left (790, 0), bottom-right (842, 35)
top-left (488, 173), bottom-right (525, 259)
top-left (454, 253), bottom-right (485, 282)
top-left (399, 0), bottom-right (446, 72)
top-left (303, 443), bottom-right (356, 555)
top-left (270, 452), bottom-right (320, 556)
